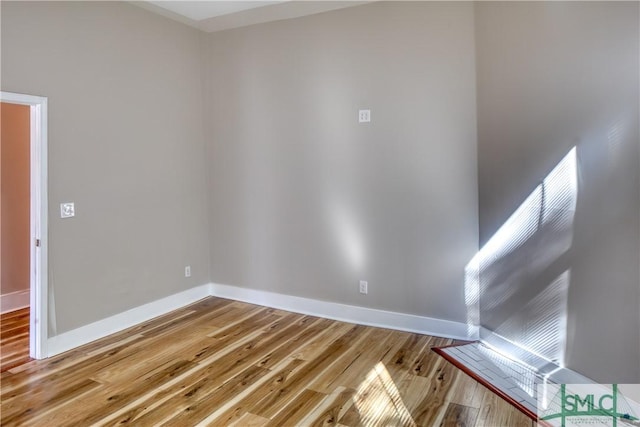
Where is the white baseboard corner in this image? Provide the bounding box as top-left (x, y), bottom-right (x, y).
top-left (0, 289), bottom-right (30, 314)
top-left (209, 282), bottom-right (472, 341)
top-left (46, 284), bottom-right (211, 357)
top-left (45, 282), bottom-right (472, 358)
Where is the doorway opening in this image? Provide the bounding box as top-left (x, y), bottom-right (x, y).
top-left (0, 91), bottom-right (48, 364)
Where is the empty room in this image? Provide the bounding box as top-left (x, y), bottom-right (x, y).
top-left (1, 1), bottom-right (639, 426)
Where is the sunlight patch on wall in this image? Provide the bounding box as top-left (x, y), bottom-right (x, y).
top-left (484, 271), bottom-right (571, 368)
top-left (329, 201), bottom-right (365, 274)
top-left (606, 117), bottom-right (630, 167)
top-left (464, 256), bottom-right (480, 338)
top-left (466, 147), bottom-right (577, 368)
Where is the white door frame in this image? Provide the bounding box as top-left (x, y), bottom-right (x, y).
top-left (1, 91), bottom-right (48, 359)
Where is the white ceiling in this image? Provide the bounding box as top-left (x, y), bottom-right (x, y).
top-left (136, 1), bottom-right (371, 33)
top-left (148, 1), bottom-right (285, 22)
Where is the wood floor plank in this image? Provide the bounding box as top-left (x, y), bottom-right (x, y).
top-left (440, 403), bottom-right (479, 427)
top-left (158, 364), bottom-right (271, 426)
top-left (0, 297), bottom-right (533, 426)
top-left (2, 301), bottom-right (226, 382)
top-left (473, 386), bottom-right (533, 427)
top-left (139, 303), bottom-right (255, 340)
top-left (204, 358), bottom-right (308, 426)
top-left (0, 325), bottom-right (28, 339)
top-left (264, 388), bottom-right (326, 427)
top-left (0, 307), bottom-right (31, 373)
top-left (251, 325), bottom-right (370, 419)
top-left (298, 386), bottom-right (355, 427)
top-left (1, 321), bottom-right (29, 334)
top-left (100, 345), bottom-right (263, 426)
top-left (337, 400), bottom-right (362, 427)
top-left (343, 333), bottom-right (409, 391)
top-left (255, 317), bottom-right (333, 370)
top-left (2, 335), bottom-right (151, 398)
top-left (309, 327), bottom-right (395, 394)
top-left (289, 321), bottom-right (355, 361)
top-left (350, 361), bottom-right (418, 427)
top-left (1, 308), bottom-right (28, 318)
top-left (398, 370), bottom-right (438, 413)
top-left (86, 303), bottom-right (268, 386)
top-left (1, 377), bottom-right (102, 426)
top-left (447, 370), bottom-right (485, 409)
top-left (409, 355), bottom-right (459, 426)
top-left (385, 333), bottom-right (434, 375)
top-left (61, 359), bottom-right (199, 427)
top-left (228, 412), bottom-right (270, 427)
top-left (105, 314), bottom-right (312, 425)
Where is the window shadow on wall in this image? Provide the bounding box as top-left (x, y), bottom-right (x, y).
top-left (466, 147), bottom-right (578, 372)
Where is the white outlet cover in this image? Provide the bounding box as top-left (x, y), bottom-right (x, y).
top-left (358, 109), bottom-right (371, 123)
top-left (359, 280), bottom-right (368, 294)
top-left (60, 202), bottom-right (75, 218)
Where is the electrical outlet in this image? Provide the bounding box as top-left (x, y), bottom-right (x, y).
top-left (359, 280), bottom-right (368, 294)
top-left (358, 109), bottom-right (371, 123)
top-left (184, 266), bottom-right (191, 278)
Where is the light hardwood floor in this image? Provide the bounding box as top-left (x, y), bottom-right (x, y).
top-left (0, 307), bottom-right (31, 373)
top-left (0, 297), bottom-right (534, 426)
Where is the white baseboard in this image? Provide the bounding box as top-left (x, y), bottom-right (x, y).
top-left (45, 282), bottom-right (472, 358)
top-left (1, 289), bottom-right (30, 314)
top-left (209, 282), bottom-right (471, 341)
top-left (47, 284), bottom-right (211, 357)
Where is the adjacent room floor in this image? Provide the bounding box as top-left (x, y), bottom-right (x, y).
top-left (0, 307), bottom-right (31, 373)
top-left (0, 298), bottom-right (533, 426)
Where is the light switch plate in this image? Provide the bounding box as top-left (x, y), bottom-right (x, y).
top-left (60, 202), bottom-right (75, 218)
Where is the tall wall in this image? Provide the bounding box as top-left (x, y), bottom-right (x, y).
top-left (1, 102), bottom-right (31, 297)
top-left (1, 1), bottom-right (210, 334)
top-left (204, 2), bottom-right (479, 323)
top-left (476, 1), bottom-right (640, 382)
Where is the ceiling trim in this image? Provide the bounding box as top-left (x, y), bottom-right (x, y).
top-left (198, 1), bottom-right (372, 33)
top-left (131, 1), bottom-right (373, 33)
top-left (130, 1), bottom-right (201, 29)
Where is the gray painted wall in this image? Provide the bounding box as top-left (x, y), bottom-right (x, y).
top-left (476, 2), bottom-right (640, 383)
top-left (1, 1), bottom-right (210, 334)
top-left (204, 2), bottom-right (479, 322)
